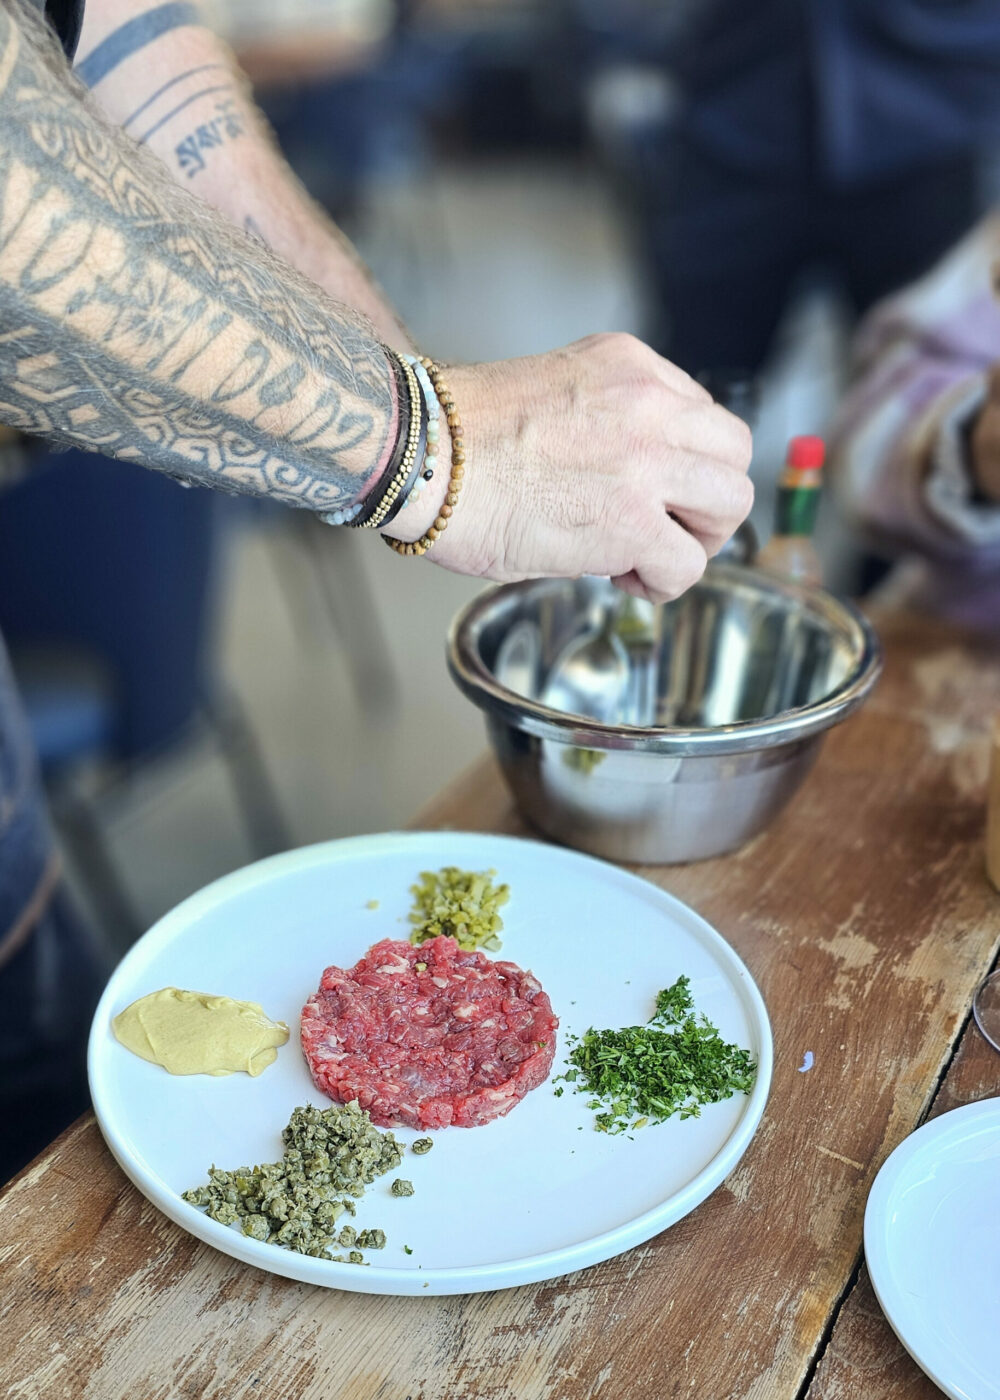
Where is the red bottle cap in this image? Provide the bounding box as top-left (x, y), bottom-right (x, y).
top-left (787, 436), bottom-right (825, 470)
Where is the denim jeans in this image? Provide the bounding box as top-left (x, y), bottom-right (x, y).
top-left (0, 636), bottom-right (107, 1183)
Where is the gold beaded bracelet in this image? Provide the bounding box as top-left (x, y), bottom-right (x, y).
top-left (356, 352), bottom-right (423, 530)
top-left (382, 356), bottom-right (465, 557)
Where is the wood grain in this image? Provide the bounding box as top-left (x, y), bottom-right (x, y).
top-left (2, 612), bottom-right (998, 1400)
top-left (806, 969), bottom-right (1000, 1400)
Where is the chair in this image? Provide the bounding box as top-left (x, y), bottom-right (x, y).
top-left (0, 447), bottom-right (291, 951)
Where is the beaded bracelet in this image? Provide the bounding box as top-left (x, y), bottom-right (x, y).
top-left (352, 351), bottom-right (425, 531)
top-left (382, 356), bottom-right (465, 557)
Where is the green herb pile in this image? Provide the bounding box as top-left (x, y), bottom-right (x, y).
top-left (555, 977), bottom-right (757, 1135)
top-left (407, 866), bottom-right (509, 952)
top-left (183, 1101), bottom-right (404, 1260)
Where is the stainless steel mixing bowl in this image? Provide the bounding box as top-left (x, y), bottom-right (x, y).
top-left (447, 564), bottom-right (882, 864)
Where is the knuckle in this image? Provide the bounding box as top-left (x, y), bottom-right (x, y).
top-left (583, 329), bottom-right (630, 354)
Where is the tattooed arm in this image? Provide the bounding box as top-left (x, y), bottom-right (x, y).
top-left (0, 0), bottom-right (396, 512)
top-left (0, 1), bottom-right (754, 598)
top-left (74, 0), bottom-right (413, 349)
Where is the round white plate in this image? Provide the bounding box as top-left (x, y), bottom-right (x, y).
top-left (865, 1098), bottom-right (1000, 1400)
top-left (89, 831), bottom-right (772, 1296)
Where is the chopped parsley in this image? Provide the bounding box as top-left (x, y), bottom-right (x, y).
top-left (555, 977), bottom-right (757, 1135)
top-left (403, 1245), bottom-right (413, 1255)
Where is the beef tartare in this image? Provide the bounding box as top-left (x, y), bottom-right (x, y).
top-left (300, 936), bottom-right (557, 1129)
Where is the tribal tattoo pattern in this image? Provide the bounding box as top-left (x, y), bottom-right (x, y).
top-left (0, 0), bottom-right (392, 510)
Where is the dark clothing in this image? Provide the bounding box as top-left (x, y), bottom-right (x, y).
top-left (0, 636), bottom-right (106, 1185)
top-left (635, 0), bottom-right (999, 375)
top-left (671, 0), bottom-right (1000, 184)
top-left (650, 148), bottom-right (979, 376)
top-left (42, 0), bottom-right (84, 59)
top-left (1, 0), bottom-right (103, 1185)
top-left (0, 883), bottom-right (105, 1182)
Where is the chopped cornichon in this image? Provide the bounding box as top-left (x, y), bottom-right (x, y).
top-left (391, 1179), bottom-right (415, 1197)
top-left (411, 1137), bottom-right (433, 1155)
top-left (182, 1101), bottom-right (401, 1258)
top-left (554, 977), bottom-right (757, 1135)
top-left (407, 867), bottom-right (509, 952)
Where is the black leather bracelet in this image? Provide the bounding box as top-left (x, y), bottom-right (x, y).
top-left (350, 348), bottom-right (412, 528)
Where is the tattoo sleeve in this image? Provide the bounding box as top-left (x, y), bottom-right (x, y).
top-left (0, 0), bottom-right (394, 511)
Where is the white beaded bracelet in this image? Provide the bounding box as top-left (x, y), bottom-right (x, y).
top-left (321, 501), bottom-right (363, 526)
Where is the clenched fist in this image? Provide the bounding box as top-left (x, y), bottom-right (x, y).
top-left (385, 333), bottom-right (753, 603)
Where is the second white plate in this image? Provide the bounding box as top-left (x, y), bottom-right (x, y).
top-left (89, 831), bottom-right (772, 1295)
top-left (865, 1097), bottom-right (1000, 1400)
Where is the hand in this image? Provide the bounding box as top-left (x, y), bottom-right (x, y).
top-left (969, 365), bottom-right (1000, 503)
top-left (387, 334), bottom-right (753, 603)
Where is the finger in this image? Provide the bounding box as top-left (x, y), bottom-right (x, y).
top-left (610, 570), bottom-right (658, 602)
top-left (628, 515), bottom-right (708, 605)
top-left (644, 451), bottom-right (755, 554)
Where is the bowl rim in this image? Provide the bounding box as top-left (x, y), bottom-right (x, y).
top-left (446, 564), bottom-right (883, 756)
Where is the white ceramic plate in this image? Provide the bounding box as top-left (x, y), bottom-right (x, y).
top-left (89, 831), bottom-right (772, 1296)
top-left (865, 1098), bottom-right (1000, 1400)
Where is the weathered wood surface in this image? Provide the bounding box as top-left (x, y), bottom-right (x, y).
top-left (806, 980), bottom-right (1000, 1400)
top-left (2, 612), bottom-right (999, 1400)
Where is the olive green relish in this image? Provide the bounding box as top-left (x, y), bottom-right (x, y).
top-left (407, 866), bottom-right (510, 952)
top-left (555, 977), bottom-right (757, 1135)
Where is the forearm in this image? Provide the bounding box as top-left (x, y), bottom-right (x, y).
top-left (0, 0), bottom-right (394, 511)
top-left (75, 0), bottom-right (414, 348)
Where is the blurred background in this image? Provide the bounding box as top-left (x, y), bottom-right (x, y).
top-left (4, 0), bottom-right (1000, 968)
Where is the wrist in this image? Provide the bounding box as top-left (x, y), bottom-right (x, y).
top-left (378, 356), bottom-right (460, 544)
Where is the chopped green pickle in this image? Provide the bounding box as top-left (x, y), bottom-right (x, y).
top-left (391, 1179), bottom-right (414, 1197)
top-left (407, 867), bottom-right (509, 952)
top-left (411, 1137), bottom-right (433, 1155)
top-left (561, 746), bottom-right (606, 775)
top-left (183, 1101), bottom-right (399, 1258)
top-left (554, 977), bottom-right (757, 1135)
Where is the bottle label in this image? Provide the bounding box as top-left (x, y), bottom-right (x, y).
top-left (774, 483), bottom-right (820, 537)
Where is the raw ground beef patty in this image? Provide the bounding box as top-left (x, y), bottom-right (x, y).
top-left (300, 935), bottom-right (558, 1129)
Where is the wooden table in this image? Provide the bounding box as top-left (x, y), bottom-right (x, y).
top-left (3, 612), bottom-right (999, 1400)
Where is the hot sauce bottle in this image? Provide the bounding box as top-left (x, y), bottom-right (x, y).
top-left (756, 435), bottom-right (825, 587)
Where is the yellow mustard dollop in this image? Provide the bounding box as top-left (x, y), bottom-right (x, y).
top-left (112, 987), bottom-right (289, 1077)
